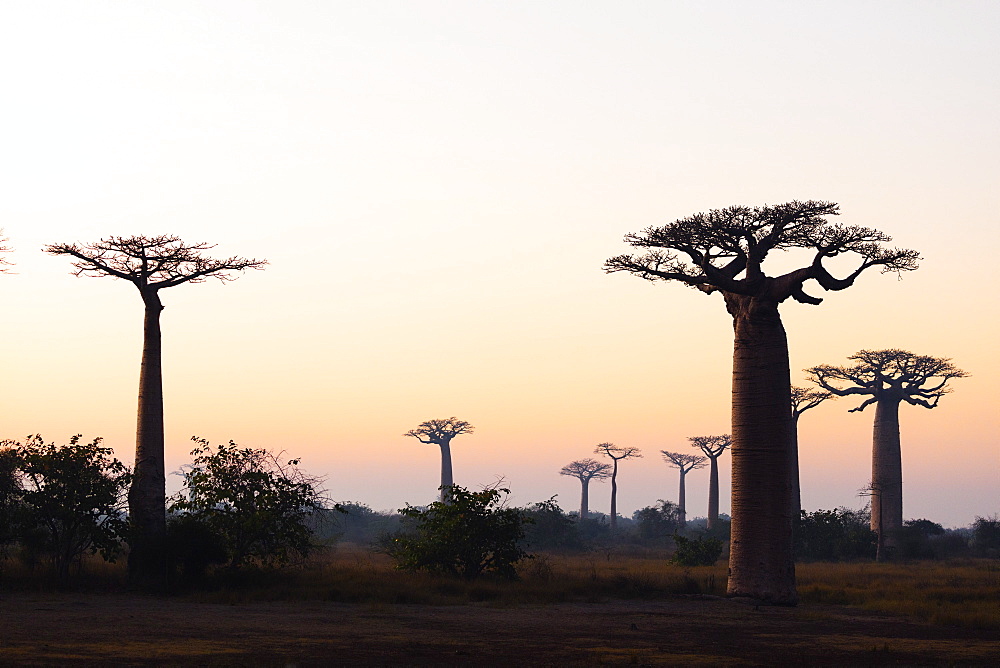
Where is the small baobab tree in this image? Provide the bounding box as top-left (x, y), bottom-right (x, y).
top-left (688, 434), bottom-right (731, 530)
top-left (605, 200), bottom-right (919, 604)
top-left (559, 458), bottom-right (612, 520)
top-left (805, 349), bottom-right (967, 561)
top-left (44, 235), bottom-right (266, 587)
top-left (403, 417), bottom-right (474, 501)
top-left (789, 386), bottom-right (833, 525)
top-left (660, 451), bottom-right (707, 527)
top-left (593, 442), bottom-right (642, 531)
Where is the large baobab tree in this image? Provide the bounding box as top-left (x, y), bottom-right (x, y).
top-left (593, 442), bottom-right (642, 531)
top-left (789, 386), bottom-right (833, 525)
top-left (660, 450), bottom-right (707, 527)
top-left (403, 417), bottom-right (474, 501)
top-left (688, 434), bottom-right (731, 530)
top-left (805, 349), bottom-right (966, 561)
top-left (605, 200), bottom-right (919, 604)
top-left (559, 458), bottom-right (612, 520)
top-left (44, 235), bottom-right (266, 587)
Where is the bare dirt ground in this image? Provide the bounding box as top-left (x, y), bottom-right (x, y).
top-left (1, 592), bottom-right (998, 666)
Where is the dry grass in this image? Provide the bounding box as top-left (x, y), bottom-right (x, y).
top-left (797, 559), bottom-right (1000, 631)
top-left (4, 548), bottom-right (998, 632)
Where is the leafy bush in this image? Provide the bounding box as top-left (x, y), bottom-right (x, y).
top-left (633, 500), bottom-right (681, 545)
top-left (797, 507), bottom-right (877, 561)
top-left (168, 437), bottom-right (326, 568)
top-left (670, 533), bottom-right (724, 566)
top-left (971, 515), bottom-right (1000, 557)
top-left (521, 497), bottom-right (581, 551)
top-left (387, 485), bottom-right (532, 579)
top-left (4, 434), bottom-right (130, 582)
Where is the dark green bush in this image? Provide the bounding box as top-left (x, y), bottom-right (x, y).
top-left (670, 534), bottom-right (724, 566)
top-left (387, 485), bottom-right (531, 579)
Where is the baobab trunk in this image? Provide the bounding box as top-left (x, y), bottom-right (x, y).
top-left (706, 457), bottom-right (720, 530)
top-left (790, 415), bottom-right (802, 541)
top-left (609, 460), bottom-right (619, 531)
top-left (872, 399), bottom-right (903, 561)
top-left (128, 291), bottom-right (167, 587)
top-left (580, 479), bottom-right (590, 520)
top-left (678, 469), bottom-right (687, 527)
top-left (725, 293), bottom-right (796, 605)
top-left (438, 441), bottom-right (453, 501)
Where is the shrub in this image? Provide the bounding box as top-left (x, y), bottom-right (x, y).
top-left (387, 485), bottom-right (531, 579)
top-left (971, 515), bottom-right (1000, 557)
top-left (521, 497), bottom-right (581, 551)
top-left (797, 507), bottom-right (877, 561)
top-left (168, 437), bottom-right (326, 568)
top-left (6, 434), bottom-right (130, 582)
top-left (633, 500), bottom-right (681, 545)
top-left (670, 534), bottom-right (724, 566)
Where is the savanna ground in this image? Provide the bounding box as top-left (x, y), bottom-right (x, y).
top-left (2, 548), bottom-right (998, 666)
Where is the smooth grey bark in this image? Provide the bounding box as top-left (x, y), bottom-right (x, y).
top-left (726, 293), bottom-right (797, 604)
top-left (871, 398), bottom-right (902, 560)
top-left (439, 441), bottom-right (454, 492)
top-left (678, 469), bottom-right (687, 527)
top-left (129, 290), bottom-right (167, 585)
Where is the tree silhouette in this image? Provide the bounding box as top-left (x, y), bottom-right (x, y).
top-left (789, 386), bottom-right (833, 528)
top-left (0, 229), bottom-right (11, 271)
top-left (806, 349), bottom-right (966, 561)
top-left (660, 451), bottom-right (707, 527)
top-left (605, 200), bottom-right (918, 604)
top-left (559, 458), bottom-right (612, 520)
top-left (403, 417), bottom-right (474, 501)
top-left (44, 235), bottom-right (266, 587)
top-left (688, 434), bottom-right (731, 530)
top-left (593, 442), bottom-right (642, 531)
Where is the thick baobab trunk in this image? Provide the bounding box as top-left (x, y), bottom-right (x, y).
top-left (128, 292), bottom-right (167, 588)
top-left (725, 293), bottom-right (797, 605)
top-left (609, 460), bottom-right (619, 531)
top-left (439, 441), bottom-right (453, 501)
top-left (706, 456), bottom-right (720, 530)
top-left (678, 470), bottom-right (687, 527)
top-left (580, 479), bottom-right (590, 520)
top-left (872, 398), bottom-right (903, 561)
top-left (790, 415), bottom-right (802, 543)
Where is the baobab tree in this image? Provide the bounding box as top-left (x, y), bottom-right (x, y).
top-left (403, 417), bottom-right (474, 501)
top-left (559, 458), bottom-right (612, 520)
top-left (593, 442), bottom-right (642, 531)
top-left (688, 434), bottom-right (731, 530)
top-left (660, 451), bottom-right (707, 527)
top-left (605, 200), bottom-right (918, 604)
top-left (805, 349), bottom-right (966, 561)
top-left (44, 235), bottom-right (266, 587)
top-left (789, 386), bottom-right (833, 525)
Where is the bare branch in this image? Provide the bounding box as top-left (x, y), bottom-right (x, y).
top-left (44, 235), bottom-right (267, 292)
top-left (403, 417), bottom-right (475, 446)
top-left (661, 450), bottom-right (708, 473)
top-left (559, 458), bottom-right (612, 482)
top-left (687, 434), bottom-right (732, 459)
top-left (593, 442), bottom-right (643, 461)
top-left (0, 229), bottom-right (11, 272)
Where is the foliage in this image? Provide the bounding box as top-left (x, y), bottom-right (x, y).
top-left (670, 534), bottom-right (724, 566)
top-left (971, 515), bottom-right (1000, 557)
top-left (5, 435), bottom-right (130, 581)
top-left (520, 497), bottom-right (581, 551)
top-left (796, 507), bottom-right (877, 561)
top-left (310, 502), bottom-right (398, 547)
top-left (168, 438), bottom-right (325, 568)
top-left (387, 485), bottom-right (532, 579)
top-left (633, 500), bottom-right (681, 545)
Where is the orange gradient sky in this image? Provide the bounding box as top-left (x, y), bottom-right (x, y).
top-left (2, 1), bottom-right (997, 527)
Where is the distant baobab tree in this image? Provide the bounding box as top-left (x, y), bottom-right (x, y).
top-left (44, 235), bottom-right (266, 587)
top-left (789, 386), bottom-right (833, 526)
top-left (0, 230), bottom-right (11, 271)
top-left (559, 458), bottom-right (612, 520)
top-left (806, 349), bottom-right (966, 561)
top-left (660, 451), bottom-right (707, 527)
top-left (403, 417), bottom-right (474, 501)
top-left (605, 200), bottom-right (919, 604)
top-left (593, 442), bottom-right (642, 531)
top-left (688, 435), bottom-right (731, 530)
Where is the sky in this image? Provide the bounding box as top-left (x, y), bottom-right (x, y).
top-left (1, 1), bottom-right (997, 528)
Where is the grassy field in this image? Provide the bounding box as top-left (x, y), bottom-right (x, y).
top-left (7, 546), bottom-right (996, 632)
